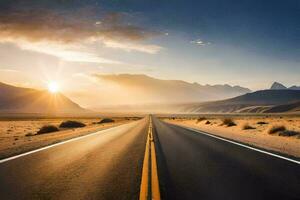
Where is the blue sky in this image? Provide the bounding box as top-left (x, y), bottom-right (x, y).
top-left (0, 0), bottom-right (299, 105)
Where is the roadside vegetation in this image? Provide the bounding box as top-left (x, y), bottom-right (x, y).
top-left (59, 120), bottom-right (86, 128)
top-left (257, 121), bottom-right (268, 125)
top-left (164, 115), bottom-right (300, 157)
top-left (268, 125), bottom-right (299, 137)
top-left (268, 126), bottom-right (286, 134)
top-left (279, 130), bottom-right (299, 137)
top-left (98, 118), bottom-right (115, 124)
top-left (196, 117), bottom-right (207, 123)
top-left (222, 118), bottom-right (237, 127)
top-left (25, 132), bottom-right (35, 137)
top-left (36, 125), bottom-right (59, 135)
top-left (243, 124), bottom-right (256, 130)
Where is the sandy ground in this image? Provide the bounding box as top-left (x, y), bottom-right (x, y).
top-left (164, 116), bottom-right (300, 158)
top-left (0, 118), bottom-right (138, 159)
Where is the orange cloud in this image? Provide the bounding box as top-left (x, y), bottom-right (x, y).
top-left (0, 7), bottom-right (159, 45)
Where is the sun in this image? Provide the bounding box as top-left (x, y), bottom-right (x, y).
top-left (48, 81), bottom-right (60, 93)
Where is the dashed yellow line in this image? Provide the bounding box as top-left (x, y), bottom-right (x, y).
top-left (139, 117), bottom-right (161, 200)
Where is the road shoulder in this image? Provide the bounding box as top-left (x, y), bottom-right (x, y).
top-left (165, 119), bottom-right (300, 159)
top-left (0, 121), bottom-right (130, 159)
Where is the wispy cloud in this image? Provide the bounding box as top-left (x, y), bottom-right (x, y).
top-left (2, 38), bottom-right (122, 64)
top-left (0, 68), bottom-right (21, 73)
top-left (0, 6), bottom-right (163, 57)
top-left (103, 40), bottom-right (163, 54)
top-left (190, 39), bottom-right (210, 46)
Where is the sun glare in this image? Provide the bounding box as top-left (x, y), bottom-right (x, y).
top-left (48, 81), bottom-right (60, 93)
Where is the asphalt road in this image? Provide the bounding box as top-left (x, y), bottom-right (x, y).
top-left (152, 117), bottom-right (300, 200)
top-left (0, 118), bottom-right (148, 200)
top-left (1, 116), bottom-right (299, 200)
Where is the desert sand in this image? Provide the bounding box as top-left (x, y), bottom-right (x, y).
top-left (164, 116), bottom-right (300, 158)
top-left (0, 117), bottom-right (136, 159)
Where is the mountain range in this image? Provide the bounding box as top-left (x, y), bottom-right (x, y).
top-left (91, 76), bottom-right (300, 114)
top-left (0, 82), bottom-right (87, 114)
top-left (270, 82), bottom-right (300, 90)
top-left (179, 89), bottom-right (300, 113)
top-left (1, 77), bottom-right (300, 114)
top-left (95, 74), bottom-right (252, 104)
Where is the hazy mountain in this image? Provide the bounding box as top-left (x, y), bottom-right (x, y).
top-left (179, 90), bottom-right (300, 113)
top-left (270, 82), bottom-right (300, 90)
top-left (265, 101), bottom-right (300, 113)
top-left (95, 74), bottom-right (251, 104)
top-left (270, 82), bottom-right (287, 90)
top-left (289, 85), bottom-right (300, 90)
top-left (0, 82), bottom-right (87, 114)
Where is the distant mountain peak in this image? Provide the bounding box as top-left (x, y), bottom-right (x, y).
top-left (270, 82), bottom-right (287, 90)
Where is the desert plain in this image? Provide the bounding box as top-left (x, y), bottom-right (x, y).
top-left (163, 114), bottom-right (300, 158)
top-left (0, 117), bottom-right (139, 159)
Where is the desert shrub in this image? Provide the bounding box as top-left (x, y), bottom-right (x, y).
top-left (205, 120), bottom-right (211, 125)
top-left (243, 124), bottom-right (256, 130)
top-left (222, 118), bottom-right (237, 127)
top-left (59, 120), bottom-right (86, 128)
top-left (37, 125), bottom-right (59, 134)
top-left (98, 118), bottom-right (115, 124)
top-left (197, 117), bottom-right (206, 123)
top-left (25, 132), bottom-right (35, 137)
top-left (279, 130), bottom-right (299, 137)
top-left (268, 126), bottom-right (286, 134)
top-left (257, 121), bottom-right (268, 125)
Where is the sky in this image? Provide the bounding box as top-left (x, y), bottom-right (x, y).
top-left (0, 0), bottom-right (299, 107)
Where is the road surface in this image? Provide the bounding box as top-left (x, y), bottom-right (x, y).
top-left (0, 116), bottom-right (299, 200)
top-left (152, 117), bottom-right (300, 200)
top-left (0, 118), bottom-right (148, 200)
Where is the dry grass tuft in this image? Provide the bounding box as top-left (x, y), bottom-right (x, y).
top-left (98, 118), bottom-right (115, 124)
top-left (59, 120), bottom-right (86, 128)
top-left (197, 117), bottom-right (207, 123)
top-left (37, 125), bottom-right (59, 135)
top-left (205, 120), bottom-right (211, 125)
top-left (243, 124), bottom-right (256, 130)
top-left (279, 130), bottom-right (299, 137)
top-left (268, 126), bottom-right (286, 134)
top-left (257, 121), bottom-right (268, 125)
top-left (222, 118), bottom-right (237, 127)
top-left (25, 132), bottom-right (35, 137)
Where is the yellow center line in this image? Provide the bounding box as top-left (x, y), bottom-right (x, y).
top-left (140, 133), bottom-right (150, 200)
top-left (150, 128), bottom-right (161, 200)
top-left (139, 116), bottom-right (161, 200)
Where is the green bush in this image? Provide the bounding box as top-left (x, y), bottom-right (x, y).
top-left (59, 120), bottom-right (86, 128)
top-left (37, 125), bottom-right (59, 134)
